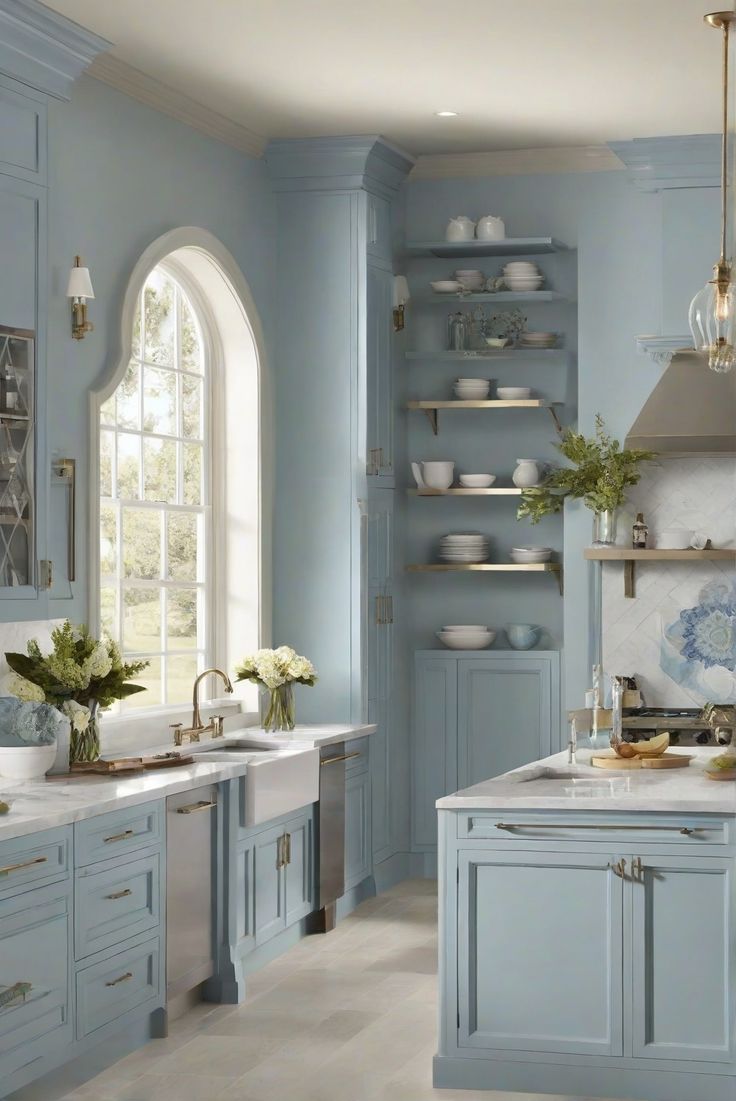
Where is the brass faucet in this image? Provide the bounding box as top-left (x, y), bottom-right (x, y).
top-left (171, 668), bottom-right (234, 746)
top-left (702, 702), bottom-right (736, 745)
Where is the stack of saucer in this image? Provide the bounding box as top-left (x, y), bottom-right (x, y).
top-left (439, 532), bottom-right (490, 564)
top-left (519, 331), bottom-right (558, 349)
top-left (503, 262), bottom-right (544, 291)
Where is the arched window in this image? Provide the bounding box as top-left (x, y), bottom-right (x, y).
top-left (99, 265), bottom-right (212, 708)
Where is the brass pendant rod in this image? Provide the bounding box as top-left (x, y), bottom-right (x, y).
top-left (721, 17), bottom-right (729, 262)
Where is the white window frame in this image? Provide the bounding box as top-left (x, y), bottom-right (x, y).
top-left (98, 260), bottom-right (219, 710)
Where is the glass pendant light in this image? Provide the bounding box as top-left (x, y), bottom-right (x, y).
top-left (689, 11), bottom-right (736, 373)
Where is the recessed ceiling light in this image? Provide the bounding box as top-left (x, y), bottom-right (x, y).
top-left (435, 110), bottom-right (458, 118)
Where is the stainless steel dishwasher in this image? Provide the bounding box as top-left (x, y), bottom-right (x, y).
top-left (313, 742), bottom-right (360, 932)
top-left (166, 785), bottom-right (217, 1000)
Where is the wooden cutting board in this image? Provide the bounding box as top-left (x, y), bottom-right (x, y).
top-left (70, 754), bottom-right (194, 775)
top-left (705, 768), bottom-right (736, 781)
top-left (591, 752), bottom-right (693, 771)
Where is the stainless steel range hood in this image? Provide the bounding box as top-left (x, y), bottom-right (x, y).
top-left (625, 349), bottom-right (736, 456)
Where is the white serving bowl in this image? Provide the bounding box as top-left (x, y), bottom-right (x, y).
top-left (459, 474), bottom-right (496, 488)
top-left (455, 389), bottom-right (490, 400)
top-left (442, 625), bottom-right (491, 632)
top-left (504, 261), bottom-right (538, 270)
top-left (437, 631), bottom-right (495, 650)
top-left (510, 546), bottom-right (553, 564)
top-left (431, 280), bottom-right (463, 294)
top-left (0, 744), bottom-right (57, 781)
top-left (497, 386), bottom-right (532, 400)
top-left (505, 278), bottom-right (544, 289)
top-left (656, 529), bottom-right (692, 550)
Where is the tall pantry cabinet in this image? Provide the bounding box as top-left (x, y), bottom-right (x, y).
top-left (267, 137), bottom-right (414, 873)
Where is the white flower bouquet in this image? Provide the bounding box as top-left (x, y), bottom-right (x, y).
top-left (235, 646), bottom-right (317, 731)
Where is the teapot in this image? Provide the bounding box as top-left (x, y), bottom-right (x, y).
top-left (476, 215), bottom-right (506, 241)
top-left (445, 216), bottom-right (476, 242)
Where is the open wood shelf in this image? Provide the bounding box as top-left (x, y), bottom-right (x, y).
top-left (408, 561), bottom-right (563, 593)
top-left (408, 487), bottom-right (522, 496)
top-left (406, 237), bottom-right (569, 259)
top-left (584, 547), bottom-right (736, 598)
top-left (407, 398), bottom-right (563, 436)
top-left (419, 291), bottom-right (569, 305)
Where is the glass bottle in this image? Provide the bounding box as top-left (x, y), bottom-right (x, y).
top-left (632, 512), bottom-right (648, 549)
top-left (448, 312), bottom-right (468, 352)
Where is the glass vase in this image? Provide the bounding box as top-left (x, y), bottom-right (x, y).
top-left (592, 508), bottom-right (617, 546)
top-left (263, 684), bottom-right (295, 733)
top-left (69, 700), bottom-right (101, 764)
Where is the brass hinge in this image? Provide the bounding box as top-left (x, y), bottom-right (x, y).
top-left (39, 559), bottom-right (53, 590)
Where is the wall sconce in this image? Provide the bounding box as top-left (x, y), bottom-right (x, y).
top-left (393, 275), bottom-right (410, 331)
top-left (66, 256), bottom-right (95, 340)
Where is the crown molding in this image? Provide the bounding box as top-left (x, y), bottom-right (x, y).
top-left (266, 135), bottom-right (415, 196)
top-left (609, 135), bottom-right (721, 191)
top-left (409, 145), bottom-right (623, 180)
top-left (0, 0), bottom-right (109, 99)
top-left (87, 53), bottom-right (266, 157)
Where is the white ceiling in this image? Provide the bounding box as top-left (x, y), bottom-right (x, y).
top-left (46, 0), bottom-right (727, 156)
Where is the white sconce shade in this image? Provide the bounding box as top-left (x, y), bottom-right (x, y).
top-left (66, 258), bottom-right (95, 300)
top-left (393, 275), bottom-right (410, 308)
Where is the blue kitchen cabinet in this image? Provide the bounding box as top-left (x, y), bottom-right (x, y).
top-left (283, 811), bottom-right (314, 926)
top-left (345, 760), bottom-right (372, 890)
top-left (457, 847), bottom-right (623, 1057)
top-left (412, 651), bottom-right (560, 856)
top-left (366, 191), bottom-right (392, 263)
top-left (364, 487), bottom-right (393, 863)
top-left (366, 262), bottom-right (394, 480)
top-left (631, 853), bottom-right (734, 1063)
top-left (252, 821), bottom-right (287, 945)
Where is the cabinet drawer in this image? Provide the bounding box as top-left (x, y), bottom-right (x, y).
top-left (75, 853), bottom-right (161, 960)
top-left (0, 827), bottom-right (71, 900)
top-left (458, 813), bottom-right (731, 848)
top-left (75, 802), bottom-right (163, 866)
top-left (0, 887), bottom-right (71, 1077)
top-left (75, 937), bottom-right (161, 1040)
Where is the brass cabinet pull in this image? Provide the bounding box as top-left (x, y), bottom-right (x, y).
top-left (106, 888), bottom-right (133, 901)
top-left (0, 981), bottom-right (32, 1010)
top-left (0, 855), bottom-right (47, 877)
top-left (321, 751), bottom-right (361, 766)
top-left (375, 595), bottom-right (383, 625)
top-left (285, 832), bottom-right (291, 865)
top-left (632, 856), bottom-right (644, 882)
top-left (276, 835), bottom-right (284, 869)
top-left (386, 595), bottom-right (394, 624)
top-left (609, 859), bottom-right (627, 879)
top-left (495, 822), bottom-right (703, 834)
top-left (175, 800), bottom-right (217, 815)
top-left (105, 971), bottom-right (133, 988)
top-left (103, 829), bottom-right (134, 844)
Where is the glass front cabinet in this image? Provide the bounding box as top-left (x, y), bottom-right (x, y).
top-left (0, 325), bottom-right (36, 594)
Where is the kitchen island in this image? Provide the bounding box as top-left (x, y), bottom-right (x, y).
top-left (434, 747), bottom-right (736, 1101)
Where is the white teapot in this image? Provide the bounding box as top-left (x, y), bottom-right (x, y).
top-left (476, 215), bottom-right (506, 241)
top-left (445, 216), bottom-right (476, 242)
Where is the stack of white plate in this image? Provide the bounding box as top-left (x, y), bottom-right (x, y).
top-left (503, 261), bottom-right (544, 291)
top-left (510, 546), bottom-right (553, 563)
top-left (454, 377), bottom-right (490, 400)
top-left (519, 331), bottom-right (558, 349)
top-left (439, 533), bottom-right (490, 564)
top-left (454, 269), bottom-right (485, 292)
top-left (436, 625), bottom-right (496, 650)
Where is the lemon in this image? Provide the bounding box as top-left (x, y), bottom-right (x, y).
top-left (711, 754), bottom-right (736, 771)
top-left (0, 800), bottom-right (8, 815)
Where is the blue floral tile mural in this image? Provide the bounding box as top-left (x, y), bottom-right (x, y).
top-left (662, 578), bottom-right (736, 702)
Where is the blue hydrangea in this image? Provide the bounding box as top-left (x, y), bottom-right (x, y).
top-left (0, 697), bottom-right (68, 747)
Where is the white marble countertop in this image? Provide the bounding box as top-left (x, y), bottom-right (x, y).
top-left (0, 723), bottom-right (374, 841)
top-left (436, 747), bottom-right (736, 814)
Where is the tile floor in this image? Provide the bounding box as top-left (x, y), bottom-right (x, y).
top-left (60, 880), bottom-right (606, 1101)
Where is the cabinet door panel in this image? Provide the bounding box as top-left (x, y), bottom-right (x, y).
top-left (458, 849), bottom-right (623, 1056)
top-left (631, 855), bottom-right (735, 1063)
top-left (366, 264), bottom-right (393, 476)
top-left (253, 825), bottom-right (286, 945)
top-left (285, 813), bottom-right (313, 926)
top-left (368, 706), bottom-right (390, 861)
top-left (412, 656), bottom-right (457, 849)
top-left (345, 771), bottom-right (371, 888)
top-left (458, 657), bottom-right (554, 789)
top-left (0, 179), bottom-right (37, 332)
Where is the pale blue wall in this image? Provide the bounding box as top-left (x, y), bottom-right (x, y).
top-left (403, 167), bottom-right (720, 709)
top-left (44, 75), bottom-right (276, 622)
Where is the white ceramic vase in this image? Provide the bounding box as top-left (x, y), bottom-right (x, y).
top-left (476, 215), bottom-right (506, 241)
top-left (512, 459), bottom-right (541, 488)
top-left (445, 217), bottom-right (476, 242)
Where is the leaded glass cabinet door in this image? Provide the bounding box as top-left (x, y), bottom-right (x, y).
top-left (0, 326), bottom-right (35, 595)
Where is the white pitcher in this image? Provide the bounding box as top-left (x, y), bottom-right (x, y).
top-left (476, 215), bottom-right (506, 241)
top-left (445, 216), bottom-right (476, 242)
top-left (512, 459), bottom-right (542, 488)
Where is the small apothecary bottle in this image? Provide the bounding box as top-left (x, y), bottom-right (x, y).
top-left (632, 512), bottom-right (648, 549)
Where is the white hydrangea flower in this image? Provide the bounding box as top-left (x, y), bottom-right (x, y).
top-left (62, 700), bottom-right (91, 733)
top-left (1, 671), bottom-right (45, 703)
top-left (83, 642), bottom-right (113, 681)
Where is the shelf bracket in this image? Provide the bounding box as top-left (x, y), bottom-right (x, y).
top-left (547, 406), bottom-right (563, 437)
top-left (624, 560), bottom-right (635, 599)
top-left (423, 408), bottom-right (439, 435)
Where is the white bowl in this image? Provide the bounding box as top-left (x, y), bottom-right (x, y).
top-left (656, 529), bottom-right (692, 550)
top-left (505, 278), bottom-right (544, 288)
top-left (442, 624), bottom-right (491, 632)
top-left (431, 280), bottom-right (463, 294)
top-left (454, 269), bottom-right (484, 276)
top-left (437, 631), bottom-right (495, 650)
top-left (459, 474), bottom-right (496, 488)
top-left (498, 386), bottom-right (532, 400)
top-left (510, 547), bottom-right (553, 564)
top-left (0, 744), bottom-right (57, 781)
